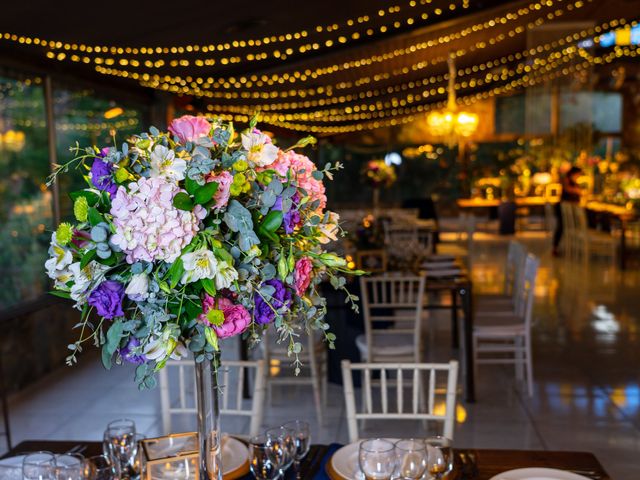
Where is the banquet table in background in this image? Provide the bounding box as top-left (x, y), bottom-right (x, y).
top-left (5, 441), bottom-right (612, 479)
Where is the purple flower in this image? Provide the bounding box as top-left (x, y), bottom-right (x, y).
top-left (253, 279), bottom-right (292, 325)
top-left (272, 196), bottom-right (301, 234)
top-left (118, 338), bottom-right (146, 365)
top-left (88, 280), bottom-right (125, 319)
top-left (90, 149), bottom-right (118, 196)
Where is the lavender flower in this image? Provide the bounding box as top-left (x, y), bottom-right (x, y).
top-left (88, 280), bottom-right (125, 319)
top-left (253, 279), bottom-right (292, 325)
top-left (118, 338), bottom-right (146, 365)
top-left (90, 153), bottom-right (118, 197)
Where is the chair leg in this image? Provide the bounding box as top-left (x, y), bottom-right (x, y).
top-left (515, 337), bottom-right (524, 383)
top-left (525, 334), bottom-right (534, 397)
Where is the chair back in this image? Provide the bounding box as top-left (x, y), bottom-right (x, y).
top-left (504, 241), bottom-right (526, 297)
top-left (359, 275), bottom-right (426, 362)
top-left (159, 359), bottom-right (267, 437)
top-left (341, 360), bottom-right (459, 442)
top-left (510, 253), bottom-right (540, 324)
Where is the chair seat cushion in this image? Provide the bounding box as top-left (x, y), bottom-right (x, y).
top-left (355, 333), bottom-right (415, 358)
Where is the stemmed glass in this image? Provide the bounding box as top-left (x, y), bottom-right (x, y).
top-left (22, 452), bottom-right (57, 480)
top-left (393, 439), bottom-right (427, 480)
top-left (282, 420), bottom-right (311, 479)
top-left (265, 426), bottom-right (296, 477)
top-left (358, 439), bottom-right (397, 480)
top-left (85, 455), bottom-right (117, 480)
top-left (249, 434), bottom-right (282, 480)
top-left (55, 453), bottom-right (86, 480)
top-left (103, 419), bottom-right (136, 478)
top-left (425, 436), bottom-right (454, 480)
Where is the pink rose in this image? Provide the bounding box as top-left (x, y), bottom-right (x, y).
top-left (294, 257), bottom-right (314, 296)
top-left (168, 115), bottom-right (211, 143)
top-left (205, 170), bottom-right (233, 210)
top-left (199, 295), bottom-right (250, 338)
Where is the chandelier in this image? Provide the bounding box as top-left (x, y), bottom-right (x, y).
top-left (426, 56), bottom-right (479, 145)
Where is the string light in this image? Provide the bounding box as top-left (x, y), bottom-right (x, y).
top-left (208, 46), bottom-right (639, 134)
top-left (1, 0), bottom-right (468, 64)
top-left (77, 0), bottom-right (588, 91)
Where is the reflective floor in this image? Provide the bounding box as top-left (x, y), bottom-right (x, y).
top-left (5, 232), bottom-right (640, 479)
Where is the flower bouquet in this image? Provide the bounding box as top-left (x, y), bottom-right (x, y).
top-left (45, 115), bottom-right (362, 478)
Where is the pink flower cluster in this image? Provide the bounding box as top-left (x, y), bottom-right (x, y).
top-left (168, 115), bottom-right (211, 143)
top-left (270, 150), bottom-right (327, 212)
top-left (200, 295), bottom-right (250, 338)
top-left (294, 257), bottom-right (313, 296)
top-left (111, 177), bottom-right (206, 264)
top-left (205, 170), bottom-right (233, 210)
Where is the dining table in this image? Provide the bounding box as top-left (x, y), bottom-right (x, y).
top-left (4, 440), bottom-right (611, 479)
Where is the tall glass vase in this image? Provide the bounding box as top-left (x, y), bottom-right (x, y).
top-left (194, 354), bottom-right (223, 480)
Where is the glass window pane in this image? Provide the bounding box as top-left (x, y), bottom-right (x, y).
top-left (53, 87), bottom-right (149, 219)
top-left (0, 73), bottom-right (52, 309)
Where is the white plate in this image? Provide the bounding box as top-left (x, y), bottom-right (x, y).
top-left (489, 467), bottom-right (592, 480)
top-left (221, 436), bottom-right (249, 477)
top-left (330, 439), bottom-right (399, 480)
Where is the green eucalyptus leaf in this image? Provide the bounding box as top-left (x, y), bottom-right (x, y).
top-left (194, 181), bottom-right (219, 205)
top-left (173, 192), bottom-right (194, 211)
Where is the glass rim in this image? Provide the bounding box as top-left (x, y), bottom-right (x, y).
top-left (394, 439), bottom-right (427, 451)
top-left (265, 426), bottom-right (295, 437)
top-left (282, 420), bottom-right (310, 430)
top-left (359, 438), bottom-right (395, 453)
top-left (23, 451), bottom-right (56, 465)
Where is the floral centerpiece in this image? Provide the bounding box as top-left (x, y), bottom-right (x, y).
top-left (45, 115), bottom-right (362, 478)
top-left (362, 159), bottom-right (397, 189)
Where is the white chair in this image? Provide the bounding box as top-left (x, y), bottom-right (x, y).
top-left (475, 240), bottom-right (526, 313)
top-left (473, 253), bottom-right (540, 397)
top-left (159, 359), bottom-right (267, 437)
top-left (261, 331), bottom-right (327, 425)
top-left (341, 360), bottom-right (459, 442)
top-left (572, 204), bottom-right (616, 263)
top-left (357, 275), bottom-right (426, 363)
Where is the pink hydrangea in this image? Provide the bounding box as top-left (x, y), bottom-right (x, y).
top-left (110, 177), bottom-right (206, 264)
top-left (205, 170), bottom-right (233, 210)
top-left (294, 257), bottom-right (314, 296)
top-left (168, 115), bottom-right (211, 143)
top-left (199, 295), bottom-right (250, 338)
top-left (269, 150), bottom-right (327, 212)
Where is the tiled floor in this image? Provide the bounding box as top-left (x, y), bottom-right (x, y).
top-left (4, 232), bottom-right (640, 479)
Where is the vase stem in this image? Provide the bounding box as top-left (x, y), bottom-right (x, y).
top-left (195, 354), bottom-right (223, 480)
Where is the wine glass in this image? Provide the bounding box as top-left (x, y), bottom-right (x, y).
top-left (425, 436), bottom-right (454, 480)
top-left (85, 455), bottom-right (116, 480)
top-left (282, 420), bottom-right (311, 479)
top-left (249, 434), bottom-right (281, 480)
top-left (265, 426), bottom-right (296, 475)
top-left (128, 433), bottom-right (145, 478)
top-left (55, 453), bottom-right (86, 480)
top-left (104, 419), bottom-right (136, 477)
top-left (394, 439), bottom-right (427, 480)
top-left (22, 452), bottom-right (57, 480)
top-left (358, 439), bottom-right (397, 480)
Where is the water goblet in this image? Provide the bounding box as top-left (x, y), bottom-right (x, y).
top-left (55, 453), bottom-right (86, 480)
top-left (86, 455), bottom-right (116, 480)
top-left (249, 434), bottom-right (281, 480)
top-left (358, 438), bottom-right (397, 480)
top-left (425, 436), bottom-right (454, 480)
top-left (282, 420), bottom-right (311, 479)
top-left (393, 439), bottom-right (427, 480)
top-left (265, 426), bottom-right (296, 475)
top-left (23, 452), bottom-right (57, 480)
top-left (104, 419), bottom-right (136, 477)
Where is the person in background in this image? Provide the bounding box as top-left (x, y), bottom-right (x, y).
top-left (553, 166), bottom-right (583, 256)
